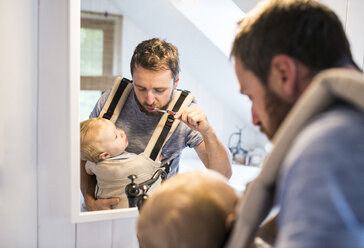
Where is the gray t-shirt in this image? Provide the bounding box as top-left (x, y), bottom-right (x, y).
top-left (276, 103), bottom-right (364, 247)
top-left (90, 88), bottom-right (203, 176)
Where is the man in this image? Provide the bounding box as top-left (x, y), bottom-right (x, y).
top-left (81, 38), bottom-right (231, 211)
top-left (228, 0), bottom-right (364, 247)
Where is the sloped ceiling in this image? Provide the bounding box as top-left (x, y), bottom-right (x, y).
top-left (83, 0), bottom-right (254, 123)
top-left (232, 0), bottom-right (260, 12)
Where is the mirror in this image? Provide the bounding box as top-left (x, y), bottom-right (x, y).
top-left (72, 0), bottom-right (269, 222)
top-left (71, 0), bottom-right (139, 223)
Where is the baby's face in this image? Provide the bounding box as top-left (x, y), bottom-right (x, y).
top-left (98, 119), bottom-right (128, 158)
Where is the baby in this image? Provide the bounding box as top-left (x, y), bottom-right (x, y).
top-left (81, 117), bottom-right (165, 209)
top-left (137, 170), bottom-right (238, 248)
top-left (80, 117), bottom-right (138, 209)
top-left (80, 117), bottom-right (131, 164)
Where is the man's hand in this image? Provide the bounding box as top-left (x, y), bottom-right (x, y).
top-left (81, 159), bottom-right (121, 211)
top-left (174, 105), bottom-right (211, 135)
top-left (175, 106), bottom-right (232, 178)
top-left (85, 196), bottom-right (120, 211)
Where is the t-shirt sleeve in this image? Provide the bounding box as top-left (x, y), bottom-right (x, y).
top-left (89, 89), bottom-right (112, 119)
top-left (85, 161), bottom-right (96, 175)
top-left (185, 128), bottom-right (203, 148)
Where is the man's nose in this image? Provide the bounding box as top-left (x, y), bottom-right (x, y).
top-left (251, 108), bottom-right (260, 126)
top-left (145, 91), bottom-right (155, 105)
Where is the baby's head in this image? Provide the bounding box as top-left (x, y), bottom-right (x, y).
top-left (137, 170), bottom-right (238, 248)
top-left (80, 117), bottom-right (128, 163)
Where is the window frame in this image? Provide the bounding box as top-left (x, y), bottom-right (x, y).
top-left (80, 11), bottom-right (122, 91)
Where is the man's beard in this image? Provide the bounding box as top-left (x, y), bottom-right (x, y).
top-left (262, 88), bottom-right (293, 140)
top-left (134, 92), bottom-right (174, 116)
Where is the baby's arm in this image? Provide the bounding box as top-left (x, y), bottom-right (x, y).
top-left (85, 161), bottom-right (95, 175)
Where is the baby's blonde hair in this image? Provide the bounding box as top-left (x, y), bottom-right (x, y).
top-left (80, 117), bottom-right (106, 163)
top-left (137, 170), bottom-right (237, 248)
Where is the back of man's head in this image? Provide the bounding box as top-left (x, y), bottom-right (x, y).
top-left (231, 0), bottom-right (357, 86)
top-left (137, 170), bottom-right (237, 248)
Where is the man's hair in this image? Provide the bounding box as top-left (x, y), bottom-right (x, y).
top-left (80, 117), bottom-right (105, 163)
top-left (130, 38), bottom-right (180, 82)
top-left (137, 170), bottom-right (236, 248)
top-left (231, 0), bottom-right (357, 85)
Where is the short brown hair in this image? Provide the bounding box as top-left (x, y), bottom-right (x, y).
top-left (130, 38), bottom-right (180, 82)
top-left (231, 0), bottom-right (356, 86)
top-left (80, 117), bottom-right (105, 163)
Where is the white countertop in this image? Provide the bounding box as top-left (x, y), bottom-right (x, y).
top-left (179, 158), bottom-right (261, 194)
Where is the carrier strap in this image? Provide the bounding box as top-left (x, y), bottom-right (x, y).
top-left (143, 90), bottom-right (195, 162)
top-left (149, 91), bottom-right (189, 161)
top-left (99, 77), bottom-right (133, 123)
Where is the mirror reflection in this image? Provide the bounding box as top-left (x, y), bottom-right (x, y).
top-left (79, 1), bottom-right (270, 213)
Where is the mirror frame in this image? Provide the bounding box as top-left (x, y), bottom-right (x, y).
top-left (70, 0), bottom-right (138, 223)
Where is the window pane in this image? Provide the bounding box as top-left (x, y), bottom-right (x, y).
top-left (80, 28), bottom-right (104, 76)
top-left (79, 90), bottom-right (102, 121)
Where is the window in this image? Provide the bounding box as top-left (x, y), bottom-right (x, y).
top-left (81, 28), bottom-right (103, 76)
top-left (80, 11), bottom-right (122, 121)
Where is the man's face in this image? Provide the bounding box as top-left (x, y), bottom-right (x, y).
top-left (132, 65), bottom-right (178, 115)
top-left (234, 59), bottom-right (292, 140)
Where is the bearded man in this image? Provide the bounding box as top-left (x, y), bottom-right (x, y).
top-left (227, 0), bottom-right (364, 247)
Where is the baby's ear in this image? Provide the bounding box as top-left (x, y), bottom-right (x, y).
top-left (99, 152), bottom-right (111, 160)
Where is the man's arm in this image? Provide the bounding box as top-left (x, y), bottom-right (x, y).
top-left (80, 159), bottom-right (120, 211)
top-left (175, 106), bottom-right (232, 178)
top-left (194, 135), bottom-right (232, 178)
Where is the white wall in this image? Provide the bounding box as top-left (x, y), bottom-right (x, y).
top-left (346, 0), bottom-right (364, 70)
top-left (0, 0), bottom-right (38, 247)
top-left (37, 0), bottom-right (75, 246)
top-left (0, 0), bottom-right (363, 247)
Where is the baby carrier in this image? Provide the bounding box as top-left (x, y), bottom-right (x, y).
top-left (89, 76), bottom-right (195, 209)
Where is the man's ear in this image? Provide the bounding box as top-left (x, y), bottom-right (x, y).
top-left (269, 55), bottom-right (298, 102)
top-left (99, 152), bottom-right (111, 160)
top-left (225, 213), bottom-right (235, 229)
top-left (173, 74), bottom-right (180, 89)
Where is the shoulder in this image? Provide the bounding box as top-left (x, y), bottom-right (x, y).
top-left (278, 103), bottom-right (364, 207)
top-left (282, 103), bottom-right (364, 175)
top-left (276, 103), bottom-right (364, 246)
top-left (89, 88), bottom-right (112, 118)
top-left (279, 104), bottom-right (364, 192)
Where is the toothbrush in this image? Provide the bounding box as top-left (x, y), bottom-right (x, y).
top-left (154, 108), bottom-right (177, 116)
top-left (153, 108), bottom-right (200, 125)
